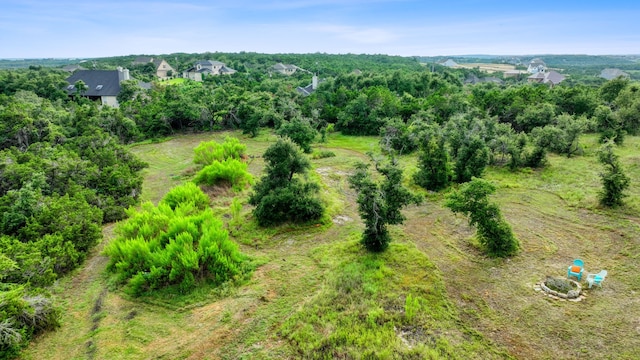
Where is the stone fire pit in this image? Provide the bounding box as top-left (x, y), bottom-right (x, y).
top-left (534, 276), bottom-right (586, 302)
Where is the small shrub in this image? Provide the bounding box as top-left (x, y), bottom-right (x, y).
top-left (404, 294), bottom-right (420, 322)
top-left (311, 150), bottom-right (336, 159)
top-left (193, 158), bottom-right (253, 191)
top-left (193, 137), bottom-right (246, 166)
top-left (160, 182), bottom-right (210, 210)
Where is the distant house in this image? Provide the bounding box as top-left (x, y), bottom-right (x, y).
top-left (527, 70), bottom-right (565, 87)
top-left (296, 75), bottom-right (319, 96)
top-left (503, 69), bottom-right (527, 78)
top-left (131, 56), bottom-right (176, 79)
top-left (464, 75), bottom-right (504, 85)
top-left (352, 69), bottom-right (363, 75)
top-left (65, 67), bottom-right (131, 107)
top-left (132, 56), bottom-right (154, 65)
top-left (271, 63), bottom-right (298, 75)
top-left (182, 60), bottom-right (236, 81)
top-left (438, 59), bottom-right (458, 68)
top-left (599, 68), bottom-right (630, 80)
top-left (62, 64), bottom-right (86, 73)
top-left (527, 58), bottom-right (547, 74)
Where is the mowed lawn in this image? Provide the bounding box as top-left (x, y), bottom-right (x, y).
top-left (24, 131), bottom-right (640, 359)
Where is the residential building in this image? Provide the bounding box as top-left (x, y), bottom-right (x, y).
top-left (131, 56), bottom-right (176, 79)
top-left (65, 67), bottom-right (131, 107)
top-left (182, 60), bottom-right (236, 81)
top-left (599, 68), bottom-right (630, 80)
top-left (62, 64), bottom-right (86, 72)
top-left (527, 70), bottom-right (565, 87)
top-left (438, 59), bottom-right (459, 68)
top-left (271, 63), bottom-right (298, 75)
top-left (527, 58), bottom-right (547, 74)
top-left (296, 75), bottom-right (319, 96)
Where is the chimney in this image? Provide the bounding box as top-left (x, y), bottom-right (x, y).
top-left (117, 67), bottom-right (130, 81)
top-left (312, 74), bottom-right (318, 90)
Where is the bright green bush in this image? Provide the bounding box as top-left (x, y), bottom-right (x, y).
top-left (193, 158), bottom-right (253, 191)
top-left (105, 186), bottom-right (250, 296)
top-left (193, 137), bottom-right (246, 166)
top-left (159, 182), bottom-right (210, 210)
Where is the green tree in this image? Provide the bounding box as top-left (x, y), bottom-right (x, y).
top-left (413, 135), bottom-right (450, 191)
top-left (445, 178), bottom-right (518, 257)
top-left (249, 138), bottom-right (324, 226)
top-left (597, 141), bottom-right (630, 208)
top-left (454, 135), bottom-right (490, 183)
top-left (276, 117), bottom-right (317, 153)
top-left (349, 159), bottom-right (422, 252)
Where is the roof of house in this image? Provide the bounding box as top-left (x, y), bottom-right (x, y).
top-left (439, 59), bottom-right (458, 67)
top-left (66, 70), bottom-right (122, 96)
top-left (219, 66), bottom-right (237, 74)
top-left (62, 64), bottom-right (87, 72)
top-left (465, 75), bottom-right (504, 85)
top-left (528, 70), bottom-right (565, 85)
top-left (151, 58), bottom-right (172, 69)
top-left (196, 60), bottom-right (225, 67)
top-left (296, 84), bottom-right (315, 96)
top-left (600, 68), bottom-right (630, 80)
top-left (272, 63), bottom-right (297, 71)
top-left (529, 58), bottom-right (546, 66)
top-left (132, 56), bottom-right (154, 65)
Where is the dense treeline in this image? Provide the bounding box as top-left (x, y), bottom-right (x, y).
top-left (1, 52), bottom-right (638, 357)
top-left (0, 87), bottom-right (146, 357)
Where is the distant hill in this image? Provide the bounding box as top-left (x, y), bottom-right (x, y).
top-left (0, 58), bottom-right (87, 69)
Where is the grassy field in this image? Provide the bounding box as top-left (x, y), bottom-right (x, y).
top-left (455, 63), bottom-right (518, 74)
top-left (23, 131), bottom-right (640, 359)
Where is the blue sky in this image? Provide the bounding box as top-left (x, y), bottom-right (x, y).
top-left (1, 0), bottom-right (639, 58)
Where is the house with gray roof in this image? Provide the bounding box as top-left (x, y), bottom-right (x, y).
top-left (271, 63), bottom-right (298, 75)
top-left (62, 64), bottom-right (87, 73)
top-left (65, 67), bottom-right (131, 107)
top-left (438, 59), bottom-right (459, 68)
top-left (296, 75), bottom-right (320, 96)
top-left (131, 56), bottom-right (176, 79)
top-left (527, 58), bottom-right (547, 74)
top-left (599, 68), bottom-right (630, 80)
top-left (527, 70), bottom-right (565, 87)
top-left (183, 60), bottom-right (236, 81)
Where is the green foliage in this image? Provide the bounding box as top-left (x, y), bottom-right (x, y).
top-left (600, 76), bottom-right (629, 103)
top-left (594, 105), bottom-right (625, 145)
top-left (159, 182), bottom-right (210, 211)
top-left (349, 160), bottom-right (422, 252)
top-left (597, 141), bottom-right (630, 207)
top-left (105, 186), bottom-right (251, 296)
top-left (311, 150), bottom-right (336, 159)
top-left (544, 114), bottom-right (587, 157)
top-left (414, 135), bottom-right (451, 191)
top-left (276, 117), bottom-right (317, 153)
top-left (404, 293), bottom-right (421, 322)
top-left (454, 135), bottom-right (490, 183)
top-left (0, 286), bottom-right (60, 357)
top-left (193, 158), bottom-right (253, 191)
top-left (193, 137), bottom-right (246, 166)
top-left (445, 178), bottom-right (519, 257)
top-left (250, 138), bottom-right (324, 226)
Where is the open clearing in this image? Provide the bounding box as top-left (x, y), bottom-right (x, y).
top-left (24, 131), bottom-right (640, 359)
top-left (455, 63), bottom-right (519, 73)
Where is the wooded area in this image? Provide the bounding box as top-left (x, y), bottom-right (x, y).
top-left (1, 53), bottom-right (639, 358)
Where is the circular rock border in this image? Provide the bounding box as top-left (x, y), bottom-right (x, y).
top-left (533, 279), bottom-right (587, 302)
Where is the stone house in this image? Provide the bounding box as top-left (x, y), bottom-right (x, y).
top-left (182, 60), bottom-right (236, 81)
